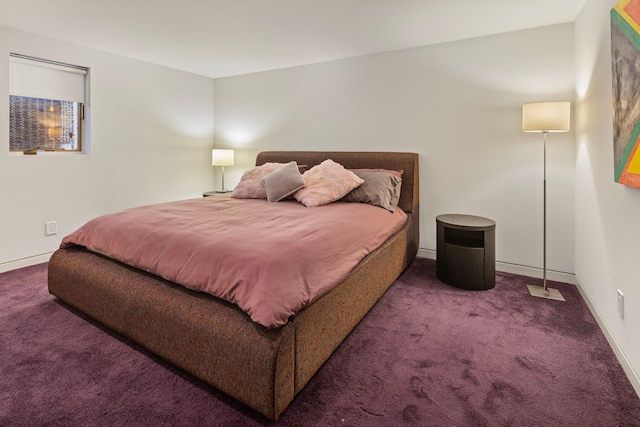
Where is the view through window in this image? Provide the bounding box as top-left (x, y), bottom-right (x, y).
top-left (9, 54), bottom-right (87, 153)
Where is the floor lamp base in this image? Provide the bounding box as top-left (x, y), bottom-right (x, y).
top-left (527, 284), bottom-right (565, 302)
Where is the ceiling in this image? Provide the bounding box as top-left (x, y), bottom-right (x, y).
top-left (0, 0), bottom-right (587, 79)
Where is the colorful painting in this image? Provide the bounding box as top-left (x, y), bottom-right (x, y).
top-left (611, 0), bottom-right (640, 188)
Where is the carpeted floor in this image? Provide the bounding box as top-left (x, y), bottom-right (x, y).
top-left (1, 258), bottom-right (639, 426)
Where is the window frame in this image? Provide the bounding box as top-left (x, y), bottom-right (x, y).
top-left (9, 53), bottom-right (88, 154)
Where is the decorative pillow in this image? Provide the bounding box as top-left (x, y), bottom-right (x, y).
top-left (350, 168), bottom-right (403, 178)
top-left (231, 163), bottom-right (286, 199)
top-left (262, 161), bottom-right (306, 202)
top-left (341, 170), bottom-right (403, 212)
top-left (293, 159), bottom-right (364, 207)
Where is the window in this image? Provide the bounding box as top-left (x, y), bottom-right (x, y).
top-left (9, 54), bottom-right (88, 153)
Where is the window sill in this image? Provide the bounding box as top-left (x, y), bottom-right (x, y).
top-left (9, 151), bottom-right (85, 156)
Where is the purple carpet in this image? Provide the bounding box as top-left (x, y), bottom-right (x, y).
top-left (1, 258), bottom-right (639, 426)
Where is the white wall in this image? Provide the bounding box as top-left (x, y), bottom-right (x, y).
top-left (214, 24), bottom-right (576, 277)
top-left (0, 26), bottom-right (215, 270)
top-left (575, 0), bottom-right (640, 389)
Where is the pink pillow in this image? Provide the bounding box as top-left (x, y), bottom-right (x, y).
top-left (293, 159), bottom-right (364, 207)
top-left (231, 163), bottom-right (286, 199)
top-left (262, 161), bottom-right (306, 202)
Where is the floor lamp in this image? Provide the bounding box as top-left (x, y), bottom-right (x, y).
top-left (212, 149), bottom-right (234, 193)
top-left (522, 101), bottom-right (570, 302)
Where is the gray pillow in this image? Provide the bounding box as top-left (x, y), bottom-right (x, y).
top-left (262, 161), bottom-right (306, 202)
top-left (341, 170), bottom-right (402, 212)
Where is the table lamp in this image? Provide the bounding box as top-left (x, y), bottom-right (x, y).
top-left (212, 149), bottom-right (234, 193)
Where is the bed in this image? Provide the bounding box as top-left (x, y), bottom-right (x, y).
top-left (48, 151), bottom-right (419, 420)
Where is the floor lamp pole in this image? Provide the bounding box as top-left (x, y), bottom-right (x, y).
top-left (543, 131), bottom-right (547, 291)
top-left (527, 131), bottom-right (565, 301)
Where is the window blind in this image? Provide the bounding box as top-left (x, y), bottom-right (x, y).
top-left (9, 55), bottom-right (87, 104)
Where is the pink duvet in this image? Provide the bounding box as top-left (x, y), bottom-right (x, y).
top-left (61, 195), bottom-right (407, 328)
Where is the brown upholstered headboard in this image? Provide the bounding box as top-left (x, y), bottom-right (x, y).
top-left (255, 151), bottom-right (420, 260)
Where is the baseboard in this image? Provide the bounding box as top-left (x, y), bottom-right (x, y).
top-left (495, 261), bottom-right (576, 285)
top-left (417, 248), bottom-right (575, 284)
top-left (0, 252), bottom-right (53, 273)
top-left (574, 275), bottom-right (640, 399)
top-left (417, 248), bottom-right (436, 260)
top-left (416, 247), bottom-right (640, 399)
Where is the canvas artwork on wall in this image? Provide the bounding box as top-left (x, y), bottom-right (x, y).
top-left (611, 0), bottom-right (640, 188)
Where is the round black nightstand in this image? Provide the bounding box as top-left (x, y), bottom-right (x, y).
top-left (436, 214), bottom-right (496, 291)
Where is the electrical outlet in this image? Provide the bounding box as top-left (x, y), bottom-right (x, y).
top-left (617, 289), bottom-right (624, 319)
top-left (45, 221), bottom-right (57, 236)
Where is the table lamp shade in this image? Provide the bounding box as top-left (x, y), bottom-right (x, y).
top-left (212, 149), bottom-right (234, 166)
top-left (522, 102), bottom-right (570, 132)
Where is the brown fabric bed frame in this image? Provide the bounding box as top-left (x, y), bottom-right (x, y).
top-left (48, 151), bottom-right (419, 420)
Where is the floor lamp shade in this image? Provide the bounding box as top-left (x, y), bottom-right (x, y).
top-left (212, 149), bottom-right (234, 192)
top-left (522, 102), bottom-right (570, 133)
top-left (522, 101), bottom-right (570, 302)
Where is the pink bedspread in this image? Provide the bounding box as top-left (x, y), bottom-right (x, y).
top-left (61, 196), bottom-right (407, 329)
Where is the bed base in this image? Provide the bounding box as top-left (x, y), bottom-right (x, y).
top-left (48, 151), bottom-right (419, 420)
